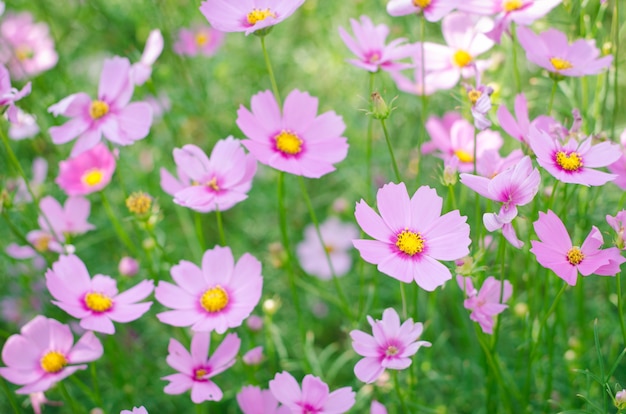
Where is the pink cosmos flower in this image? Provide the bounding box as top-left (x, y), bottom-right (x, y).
top-left (0, 315), bottom-right (103, 394)
top-left (242, 346), bottom-right (264, 365)
top-left (530, 210), bottom-right (626, 285)
top-left (166, 137), bottom-right (257, 213)
top-left (38, 195), bottom-right (95, 237)
top-left (608, 130), bottom-right (626, 190)
top-left (528, 125), bottom-right (620, 186)
top-left (338, 16), bottom-right (414, 73)
top-left (496, 93), bottom-right (556, 144)
top-left (155, 245), bottom-right (263, 333)
top-left (247, 315), bottom-right (263, 331)
top-left (0, 63), bottom-right (31, 123)
top-left (7, 156), bottom-right (47, 204)
top-left (173, 26), bottom-right (225, 57)
top-left (121, 407), bottom-right (148, 414)
top-left (296, 217), bottom-right (359, 280)
top-left (48, 56), bottom-right (153, 157)
top-left (160, 163), bottom-right (191, 197)
top-left (606, 210), bottom-right (626, 249)
top-left (131, 29), bottom-right (163, 86)
top-left (466, 83), bottom-right (493, 130)
top-left (0, 12), bottom-right (58, 79)
top-left (371, 401), bottom-right (388, 414)
top-left (162, 332), bottom-right (240, 403)
top-left (460, 156), bottom-right (540, 248)
top-left (353, 183), bottom-right (471, 291)
top-left (8, 107), bottom-right (39, 139)
top-left (350, 307), bottom-right (431, 383)
top-left (45, 255), bottom-right (154, 335)
top-left (475, 148), bottom-right (524, 178)
top-left (457, 275), bottom-right (512, 334)
top-left (269, 371), bottom-right (355, 414)
top-left (517, 26), bottom-right (612, 77)
top-left (29, 391), bottom-right (62, 414)
top-left (237, 89), bottom-right (348, 178)
top-left (199, 0), bottom-right (305, 35)
top-left (119, 256), bottom-right (140, 277)
top-left (237, 385), bottom-right (290, 414)
top-left (387, 0), bottom-right (459, 22)
top-left (56, 143), bottom-right (116, 196)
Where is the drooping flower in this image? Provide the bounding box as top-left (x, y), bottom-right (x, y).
top-left (167, 137), bottom-right (257, 213)
top-left (131, 29), bottom-right (163, 86)
top-left (386, 0), bottom-right (459, 22)
top-left (457, 275), bottom-right (512, 334)
top-left (162, 332), bottom-right (240, 403)
top-left (528, 125), bottom-right (620, 186)
top-left (0, 63), bottom-right (31, 123)
top-left (120, 407), bottom-right (148, 414)
top-left (466, 83), bottom-right (494, 130)
top-left (236, 89), bottom-right (348, 178)
top-left (353, 183), bottom-right (471, 291)
top-left (7, 107), bottom-right (39, 139)
top-left (296, 217), bottom-right (359, 280)
top-left (48, 56), bottom-right (153, 157)
top-left (155, 246), bottom-right (263, 333)
top-left (269, 371), bottom-right (356, 414)
top-left (517, 26), bottom-right (612, 77)
top-left (606, 210), bottom-right (626, 249)
top-left (199, 0), bottom-right (305, 36)
top-left (607, 129), bottom-right (626, 190)
top-left (496, 93), bottom-right (556, 144)
top-left (173, 26), bottom-right (225, 57)
top-left (350, 307), bottom-right (431, 383)
top-left (530, 210), bottom-right (626, 285)
top-left (56, 143), bottom-right (116, 196)
top-left (0, 315), bottom-right (103, 394)
top-left (237, 385), bottom-right (290, 414)
top-left (45, 255), bottom-right (154, 335)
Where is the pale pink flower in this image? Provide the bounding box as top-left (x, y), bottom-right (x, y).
top-left (496, 93), bottom-right (556, 144)
top-left (29, 391), bottom-right (62, 414)
top-left (173, 26), bottom-right (225, 57)
top-left (7, 107), bottom-right (38, 139)
top-left (0, 63), bottom-right (31, 123)
top-left (7, 156), bottom-right (46, 204)
top-left (38, 195), bottom-right (95, 237)
top-left (467, 83), bottom-right (493, 130)
top-left (0, 315), bottom-right (103, 394)
top-left (131, 29), bottom-right (163, 85)
top-left (56, 143), bottom-right (116, 196)
top-left (475, 148), bottom-right (524, 178)
top-left (242, 346), bottom-right (264, 365)
top-left (247, 315), bottom-right (263, 331)
top-left (371, 401), bottom-right (388, 414)
top-left (237, 385), bottom-right (290, 414)
top-left (387, 0), bottom-right (459, 22)
top-left (119, 256), bottom-right (140, 277)
top-left (606, 210), bottom-right (626, 249)
top-left (120, 407), bottom-right (148, 414)
top-left (457, 275), bottom-right (512, 334)
top-left (607, 130), bottom-right (626, 190)
top-left (162, 332), bottom-right (240, 403)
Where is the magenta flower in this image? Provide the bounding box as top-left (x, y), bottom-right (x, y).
top-left (45, 255), bottom-right (154, 334)
top-left (237, 89), bottom-right (348, 178)
top-left (517, 26), bottom-right (612, 77)
top-left (173, 26), bottom-right (225, 57)
top-left (530, 210), bottom-right (626, 285)
top-left (237, 385), bottom-right (290, 414)
top-left (155, 246), bottom-right (263, 333)
top-left (387, 0), bottom-right (459, 22)
top-left (608, 130), bottom-right (626, 190)
top-left (167, 137), bottom-right (257, 213)
top-left (457, 276), bottom-right (512, 334)
top-left (0, 63), bottom-right (31, 123)
top-left (606, 210), bottom-right (626, 249)
top-left (0, 315), bottom-right (103, 394)
top-left (353, 183), bottom-right (471, 291)
top-left (8, 108), bottom-right (39, 140)
top-left (163, 332), bottom-right (240, 403)
top-left (131, 29), bottom-right (163, 86)
top-left (269, 371), bottom-right (355, 414)
top-left (199, 0), bottom-right (305, 36)
top-left (48, 56), bottom-right (153, 157)
top-left (350, 307), bottom-right (431, 383)
top-left (56, 143), bottom-right (116, 196)
top-left (338, 16), bottom-right (413, 73)
top-left (121, 407), bottom-right (148, 414)
top-left (496, 93), bottom-right (556, 144)
top-left (528, 126), bottom-right (620, 186)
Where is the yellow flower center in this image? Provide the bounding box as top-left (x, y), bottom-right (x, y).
top-left (247, 8), bottom-right (276, 25)
top-left (275, 131), bottom-right (303, 155)
top-left (82, 169), bottom-right (104, 187)
top-left (567, 247), bottom-right (584, 265)
top-left (396, 229), bottom-right (425, 256)
top-left (550, 57), bottom-right (573, 71)
top-left (15, 46), bottom-right (34, 61)
top-left (324, 244), bottom-right (335, 254)
top-left (84, 292), bottom-right (113, 312)
top-left (207, 177), bottom-right (220, 191)
top-left (89, 100), bottom-right (109, 120)
top-left (454, 149), bottom-right (474, 163)
top-left (195, 32), bottom-right (209, 47)
top-left (194, 368), bottom-right (208, 381)
top-left (468, 90), bottom-right (482, 105)
top-left (453, 50), bottom-right (472, 68)
top-left (555, 151), bottom-right (583, 172)
top-left (412, 0), bottom-right (431, 8)
top-left (40, 351), bottom-right (68, 373)
top-left (200, 286), bottom-right (229, 313)
top-left (34, 234), bottom-right (51, 252)
top-left (126, 192), bottom-right (152, 214)
top-left (385, 345), bottom-right (399, 356)
top-left (503, 0), bottom-right (523, 12)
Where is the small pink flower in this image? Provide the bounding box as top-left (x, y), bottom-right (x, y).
top-left (371, 401), bottom-right (388, 414)
top-left (121, 407), bottom-right (148, 414)
top-left (8, 107), bottom-right (39, 140)
top-left (606, 210), bottom-right (626, 249)
top-left (0, 315), bottom-right (103, 394)
top-left (387, 0), bottom-right (459, 22)
top-left (38, 195), bottom-right (95, 237)
top-left (496, 93), bottom-right (556, 144)
top-left (350, 308), bottom-right (431, 383)
top-left (156, 246), bottom-right (263, 333)
top-left (7, 156), bottom-right (47, 204)
top-left (48, 56), bottom-right (153, 157)
top-left (119, 256), bottom-right (140, 277)
top-left (29, 391), bottom-right (62, 414)
top-left (46, 255), bottom-right (153, 335)
top-left (173, 26), bottom-right (225, 57)
top-left (237, 89), bottom-right (348, 178)
top-left (237, 385), bottom-right (290, 414)
top-left (457, 275), bottom-right (512, 334)
top-left (56, 143), bottom-right (116, 196)
top-left (607, 130), bottom-right (626, 190)
top-left (269, 371), bottom-right (355, 414)
top-left (131, 29), bottom-right (163, 85)
top-left (530, 210), bottom-right (626, 285)
top-left (0, 63), bottom-right (31, 123)
top-left (162, 332), bottom-right (240, 403)
top-left (242, 346), bottom-right (264, 365)
top-left (467, 83), bottom-right (493, 130)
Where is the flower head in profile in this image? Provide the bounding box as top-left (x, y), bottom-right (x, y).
top-left (45, 255), bottom-right (154, 334)
top-left (56, 143), bottom-right (116, 196)
top-left (350, 308), bottom-right (431, 383)
top-left (237, 89), bottom-right (348, 178)
top-left (156, 246), bottom-right (263, 333)
top-left (131, 29), bottom-right (163, 85)
top-left (608, 129), bottom-right (626, 190)
top-left (606, 210), bottom-right (626, 249)
top-left (457, 276), bottom-right (512, 334)
top-left (48, 56), bottom-right (153, 157)
top-left (38, 195), bottom-right (95, 238)
top-left (466, 83), bottom-right (493, 130)
top-left (496, 93), bottom-right (557, 144)
top-left (353, 183), bottom-right (471, 291)
top-left (0, 64), bottom-right (31, 123)
top-left (8, 108), bottom-right (39, 140)
top-left (237, 385), bottom-right (290, 414)
top-left (200, 0), bottom-right (305, 36)
top-left (163, 332), bottom-right (240, 403)
top-left (530, 210), bottom-right (626, 285)
top-left (174, 26), bottom-right (225, 57)
top-left (387, 0), bottom-right (459, 22)
top-left (0, 315), bottom-right (103, 394)
top-left (269, 371), bottom-right (355, 414)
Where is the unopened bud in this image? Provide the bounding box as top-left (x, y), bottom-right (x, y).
top-left (370, 92), bottom-right (390, 120)
top-left (126, 191), bottom-right (152, 215)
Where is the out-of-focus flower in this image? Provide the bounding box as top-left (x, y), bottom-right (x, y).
top-left (371, 401), bottom-right (388, 414)
top-left (237, 385), bottom-right (289, 414)
top-left (119, 256), bottom-right (140, 277)
top-left (30, 392), bottom-right (62, 414)
top-left (0, 63), bottom-right (31, 122)
top-left (296, 217), bottom-right (358, 280)
top-left (237, 89), bottom-right (348, 178)
top-left (242, 346), bottom-right (264, 365)
top-left (7, 156), bottom-right (47, 204)
top-left (0, 315), bottom-right (103, 394)
top-left (162, 332), bottom-right (240, 403)
top-left (38, 195), bottom-right (95, 237)
top-left (457, 275), bottom-right (512, 334)
top-left (466, 83), bottom-right (493, 130)
top-left (56, 143), bottom-right (116, 196)
top-left (144, 92), bottom-right (171, 119)
top-left (475, 148), bottom-right (524, 178)
top-left (387, 0), bottom-right (459, 22)
top-left (246, 315), bottom-right (263, 331)
top-left (616, 389), bottom-right (626, 410)
top-left (606, 210), bottom-right (626, 249)
top-left (131, 29), bottom-right (163, 86)
top-left (156, 246), bottom-right (263, 333)
top-left (173, 26), bottom-right (225, 57)
top-left (350, 308), bottom-right (431, 383)
top-left (353, 183), bottom-right (471, 291)
top-left (120, 407), bottom-right (148, 414)
top-left (496, 93), bottom-right (556, 144)
top-left (608, 130), bottom-right (626, 190)
top-left (7, 107), bottom-right (38, 139)
top-left (48, 56), bottom-right (153, 157)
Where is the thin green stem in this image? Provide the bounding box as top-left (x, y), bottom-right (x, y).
top-left (417, 18), bottom-right (427, 181)
top-left (194, 212), bottom-right (206, 252)
top-left (612, 0), bottom-right (620, 138)
top-left (530, 282), bottom-right (568, 360)
top-left (260, 36), bottom-right (281, 106)
top-left (215, 208), bottom-right (226, 246)
top-left (90, 363), bottom-right (103, 407)
top-left (1, 377), bottom-right (20, 413)
top-left (547, 79), bottom-right (558, 116)
top-left (475, 327), bottom-right (514, 412)
top-left (491, 233), bottom-right (507, 351)
top-left (366, 72), bottom-right (375, 202)
top-left (617, 273), bottom-right (626, 345)
top-left (196, 402), bottom-right (204, 414)
top-left (399, 282), bottom-right (408, 319)
top-left (393, 371), bottom-right (408, 413)
top-left (58, 381), bottom-right (80, 414)
top-left (380, 119), bottom-right (402, 182)
top-left (510, 25), bottom-right (522, 93)
top-left (99, 191), bottom-right (138, 256)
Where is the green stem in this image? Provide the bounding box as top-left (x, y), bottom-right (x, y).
top-left (260, 36), bottom-right (281, 106)
top-left (475, 326), bottom-right (514, 412)
top-left (393, 371), bottom-right (408, 413)
top-left (215, 208), bottom-right (226, 246)
top-left (617, 273), bottom-right (626, 345)
top-left (194, 212), bottom-right (206, 251)
top-left (380, 119), bottom-right (402, 182)
top-left (366, 72), bottom-right (375, 202)
top-left (58, 381), bottom-right (80, 414)
top-left (547, 78), bottom-right (558, 116)
top-left (491, 233), bottom-right (508, 351)
top-left (399, 282), bottom-right (408, 320)
top-left (612, 0), bottom-right (620, 138)
top-left (0, 377), bottom-right (20, 413)
top-left (99, 191), bottom-right (138, 256)
top-left (510, 25), bottom-right (522, 94)
top-left (417, 18), bottom-right (427, 181)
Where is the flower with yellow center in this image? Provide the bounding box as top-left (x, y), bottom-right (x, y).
top-left (453, 50), bottom-right (472, 68)
top-left (454, 149), bottom-right (474, 163)
top-left (206, 177), bottom-right (220, 191)
top-left (413, 0), bottom-right (431, 8)
top-left (200, 286), bottom-right (229, 313)
top-left (396, 229), bottom-right (425, 256)
top-left (84, 292), bottom-right (114, 312)
top-left (81, 169), bottom-right (104, 187)
top-left (89, 100), bottom-right (109, 120)
top-left (555, 151), bottom-right (583, 172)
top-left (195, 32), bottom-right (209, 47)
top-left (385, 345), bottom-right (399, 356)
top-left (34, 235), bottom-right (52, 253)
top-left (468, 90), bottom-right (482, 105)
top-left (503, 0), bottom-right (523, 12)
top-left (194, 368), bottom-right (208, 381)
top-left (275, 131), bottom-right (303, 155)
top-left (550, 57), bottom-right (573, 71)
top-left (15, 46), bottom-right (34, 62)
top-left (247, 8), bottom-right (276, 25)
top-left (566, 247), bottom-right (584, 265)
top-left (40, 351), bottom-right (68, 373)
top-left (126, 191), bottom-right (152, 214)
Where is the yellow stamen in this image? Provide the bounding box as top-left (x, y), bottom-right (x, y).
top-left (396, 229), bottom-right (425, 256)
top-left (207, 177), bottom-right (219, 191)
top-left (550, 57), bottom-right (573, 71)
top-left (567, 247), bottom-right (584, 265)
top-left (200, 286), bottom-right (229, 313)
top-left (40, 351), bottom-right (67, 373)
top-left (89, 100), bottom-right (109, 120)
top-left (453, 50), bottom-right (472, 68)
top-left (324, 245), bottom-right (335, 254)
top-left (412, 0), bottom-right (431, 8)
top-left (82, 169), bottom-right (104, 187)
top-left (503, 0), bottom-right (523, 12)
top-left (34, 235), bottom-right (51, 252)
top-left (555, 151), bottom-right (583, 172)
top-left (385, 345), bottom-right (399, 356)
top-left (126, 192), bottom-right (152, 214)
top-left (454, 149), bottom-right (474, 163)
top-left (195, 32), bottom-right (209, 47)
top-left (15, 46), bottom-right (33, 61)
top-left (195, 368), bottom-right (208, 380)
top-left (468, 90), bottom-right (482, 105)
top-left (84, 292), bottom-right (113, 312)
top-left (247, 8), bottom-right (276, 25)
top-left (275, 131), bottom-right (303, 155)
